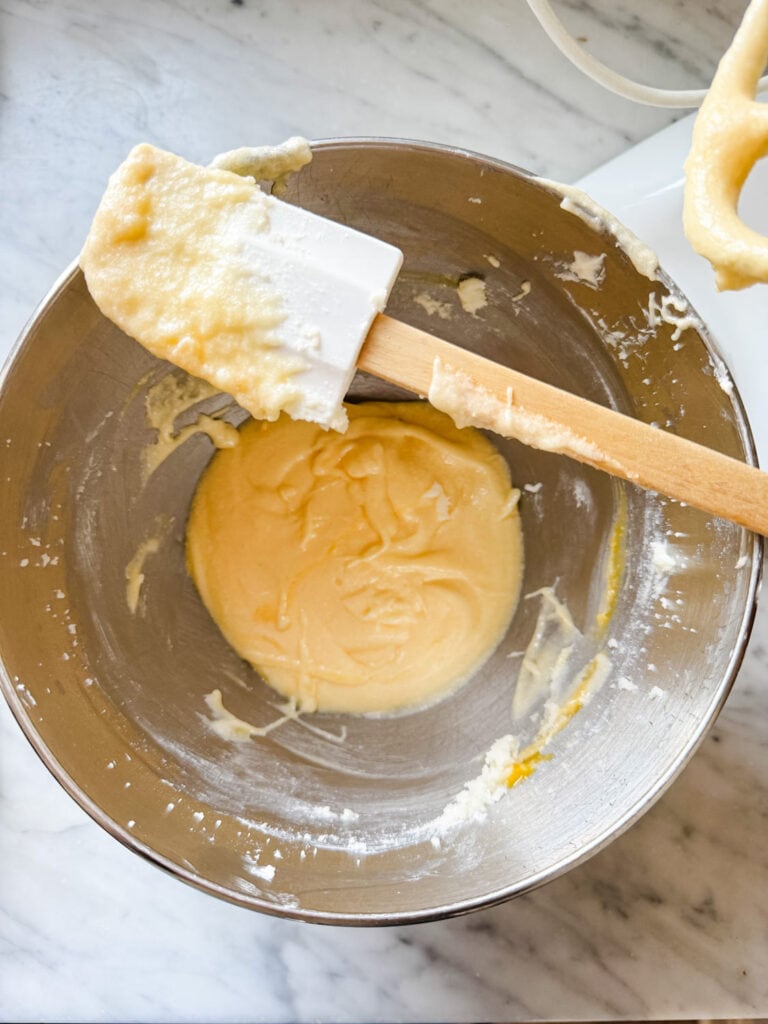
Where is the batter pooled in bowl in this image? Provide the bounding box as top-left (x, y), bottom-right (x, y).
top-left (187, 401), bottom-right (523, 715)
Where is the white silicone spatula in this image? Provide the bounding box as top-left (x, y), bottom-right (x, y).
top-left (81, 146), bottom-right (768, 538)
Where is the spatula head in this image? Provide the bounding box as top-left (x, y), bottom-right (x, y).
top-left (80, 144), bottom-right (403, 430)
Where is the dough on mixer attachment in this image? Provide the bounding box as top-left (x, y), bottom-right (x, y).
top-left (684, 0), bottom-right (768, 289)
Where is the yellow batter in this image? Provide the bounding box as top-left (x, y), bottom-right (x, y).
top-left (187, 401), bottom-right (524, 714)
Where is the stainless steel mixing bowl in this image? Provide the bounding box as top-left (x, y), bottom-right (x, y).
top-left (0, 140), bottom-right (761, 924)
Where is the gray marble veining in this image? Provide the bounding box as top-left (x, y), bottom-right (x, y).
top-left (1, 0), bottom-right (766, 1020)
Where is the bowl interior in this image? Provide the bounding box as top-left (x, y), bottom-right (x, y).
top-left (0, 140), bottom-right (760, 923)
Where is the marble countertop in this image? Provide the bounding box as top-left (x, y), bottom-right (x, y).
top-left (1, 1), bottom-right (766, 1020)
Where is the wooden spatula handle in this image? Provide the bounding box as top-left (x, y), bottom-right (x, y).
top-left (358, 314), bottom-right (768, 538)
